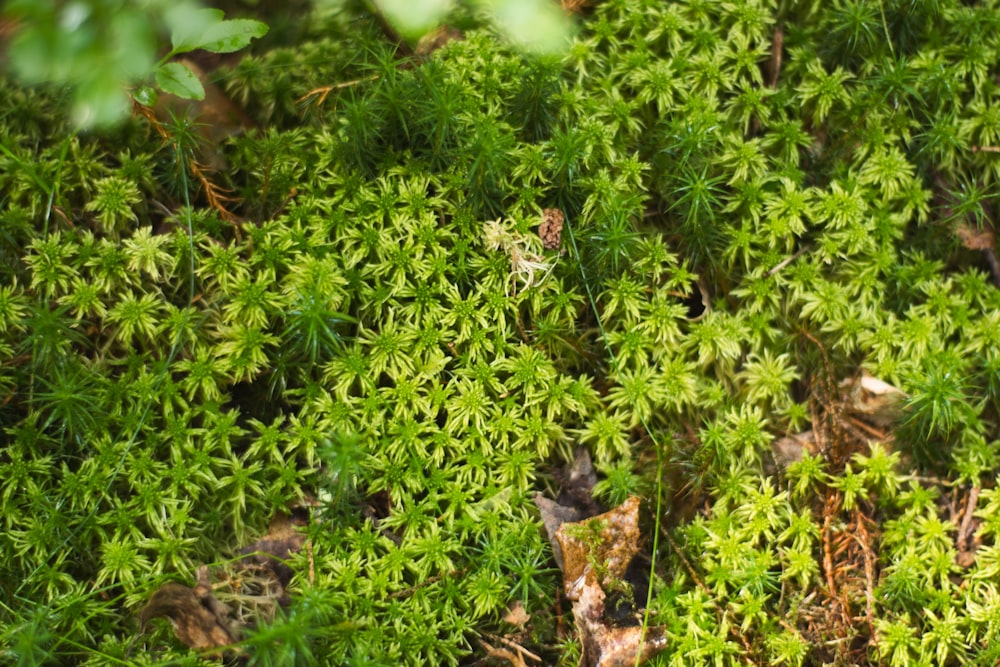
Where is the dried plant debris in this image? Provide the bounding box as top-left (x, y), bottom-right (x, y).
top-left (773, 372), bottom-right (906, 470)
top-left (553, 497), bottom-right (668, 667)
top-left (141, 513), bottom-right (306, 654)
top-left (478, 638), bottom-right (539, 667)
top-left (951, 211), bottom-right (1000, 286)
top-left (539, 208), bottom-right (565, 251)
top-left (415, 25), bottom-right (464, 57)
top-left (140, 579), bottom-right (238, 654)
top-left (150, 58), bottom-right (257, 170)
top-left (503, 600), bottom-right (532, 629)
top-left (955, 222), bottom-right (996, 251)
top-left (771, 430), bottom-right (816, 469)
top-left (535, 493), bottom-right (584, 571)
top-left (562, 447), bottom-right (601, 512)
top-left (842, 371), bottom-right (907, 427)
top-left (238, 512), bottom-right (307, 603)
top-left (535, 447), bottom-right (602, 570)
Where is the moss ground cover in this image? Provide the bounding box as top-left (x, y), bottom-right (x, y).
top-left (3, 0), bottom-right (1000, 665)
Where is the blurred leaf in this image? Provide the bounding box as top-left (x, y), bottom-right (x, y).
top-left (72, 73), bottom-right (131, 128)
top-left (109, 11), bottom-right (157, 79)
top-left (195, 18), bottom-right (270, 53)
top-left (376, 0), bottom-right (454, 39)
top-left (166, 7), bottom-right (225, 52)
top-left (485, 0), bottom-right (575, 54)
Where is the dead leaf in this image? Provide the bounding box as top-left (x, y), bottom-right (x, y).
top-left (536, 447), bottom-right (604, 570)
top-left (238, 512), bottom-right (307, 604)
top-left (843, 371), bottom-right (906, 427)
top-left (955, 223), bottom-right (996, 251)
top-left (557, 497), bottom-right (642, 593)
top-left (565, 447), bottom-right (598, 504)
top-left (503, 601), bottom-right (531, 629)
top-left (140, 582), bottom-right (238, 653)
top-left (577, 621), bottom-right (668, 667)
top-left (771, 430), bottom-right (815, 469)
top-left (554, 497), bottom-right (668, 667)
top-left (555, 446), bottom-right (602, 519)
top-left (535, 493), bottom-right (584, 571)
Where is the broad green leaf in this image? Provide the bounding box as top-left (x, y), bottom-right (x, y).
top-left (109, 11), bottom-right (157, 80)
top-left (376, 0), bottom-right (453, 39)
top-left (486, 0), bottom-right (575, 54)
top-left (73, 74), bottom-right (131, 128)
top-left (155, 62), bottom-right (205, 100)
top-left (166, 7), bottom-right (224, 52)
top-left (194, 19), bottom-right (269, 54)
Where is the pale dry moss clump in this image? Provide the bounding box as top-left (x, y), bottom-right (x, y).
top-left (482, 217), bottom-right (554, 294)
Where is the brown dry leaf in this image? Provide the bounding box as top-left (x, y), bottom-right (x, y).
top-left (503, 600), bottom-right (531, 629)
top-left (843, 371), bottom-right (907, 427)
top-left (955, 223), bottom-right (996, 251)
top-left (557, 497), bottom-right (642, 591)
top-left (535, 493), bottom-right (584, 571)
top-left (239, 512), bottom-right (307, 601)
top-left (771, 430), bottom-right (815, 470)
top-left (535, 447), bottom-right (602, 570)
top-left (557, 446), bottom-right (602, 519)
top-left (554, 497), bottom-right (668, 667)
top-left (140, 582), bottom-right (238, 653)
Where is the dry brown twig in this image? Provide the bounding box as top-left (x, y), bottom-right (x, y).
top-left (769, 26), bottom-right (784, 89)
top-left (821, 491), bottom-right (841, 611)
top-left (189, 159), bottom-right (242, 227)
top-left (484, 633), bottom-right (542, 663)
top-left (477, 639), bottom-right (528, 667)
top-left (298, 76), bottom-right (381, 107)
top-left (957, 486), bottom-right (982, 567)
top-left (131, 100), bottom-right (245, 228)
top-left (853, 509), bottom-right (878, 646)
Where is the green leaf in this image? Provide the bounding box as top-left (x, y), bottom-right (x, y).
top-left (155, 62), bottom-right (205, 100)
top-left (132, 85), bottom-right (158, 107)
top-left (194, 18), bottom-right (269, 54)
top-left (486, 0), bottom-right (575, 54)
top-left (376, 0), bottom-right (453, 38)
top-left (167, 7), bottom-right (225, 52)
top-left (73, 74), bottom-right (131, 128)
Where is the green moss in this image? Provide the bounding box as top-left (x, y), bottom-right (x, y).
top-left (4, 0), bottom-right (1000, 664)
